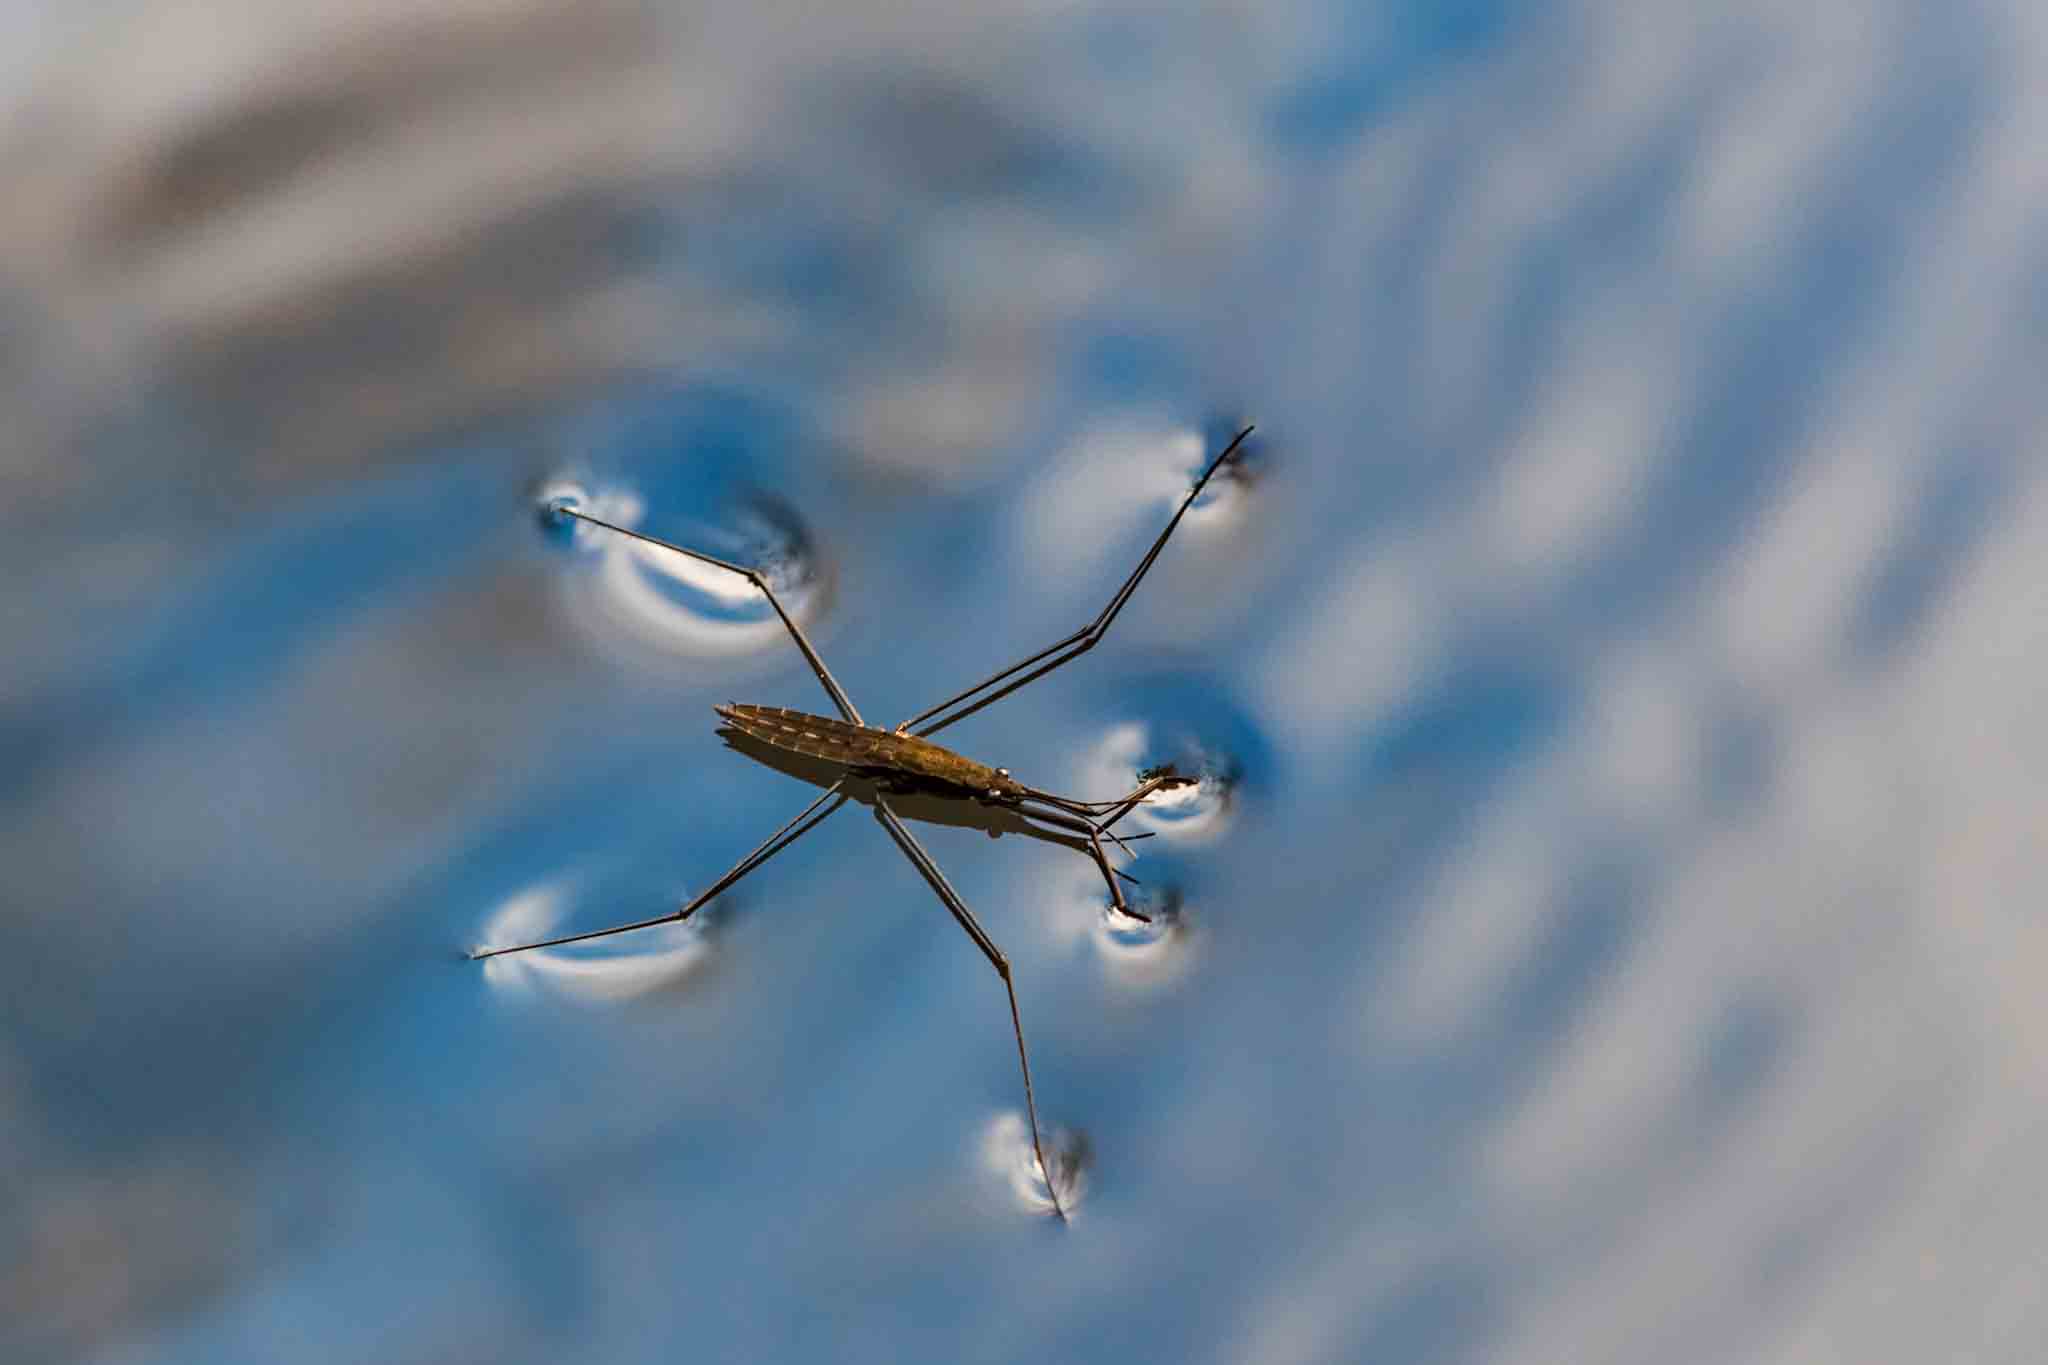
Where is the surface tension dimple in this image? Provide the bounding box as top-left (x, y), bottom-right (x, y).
top-left (536, 482), bottom-right (828, 663)
top-left (980, 1112), bottom-right (1090, 1217)
top-left (1077, 720), bottom-right (1239, 846)
top-left (475, 880), bottom-right (711, 1002)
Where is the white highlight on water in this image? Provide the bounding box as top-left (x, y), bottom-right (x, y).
top-left (476, 880), bottom-right (711, 1002)
top-left (979, 1111), bottom-right (1085, 1216)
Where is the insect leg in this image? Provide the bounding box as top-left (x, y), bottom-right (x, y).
top-left (872, 796), bottom-right (1071, 1220)
top-left (471, 783), bottom-right (848, 958)
top-left (1013, 802), bottom-right (1146, 921)
top-left (1023, 774), bottom-right (1183, 824)
top-left (553, 507), bottom-right (863, 724)
top-left (898, 425), bottom-right (1253, 738)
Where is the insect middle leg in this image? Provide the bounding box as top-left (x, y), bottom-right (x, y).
top-left (872, 795), bottom-right (1073, 1220)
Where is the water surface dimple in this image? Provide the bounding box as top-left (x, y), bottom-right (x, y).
top-left (475, 879), bottom-right (712, 1003)
top-left (1093, 886), bottom-right (1199, 991)
top-left (1033, 826), bottom-right (1201, 993)
top-left (1070, 712), bottom-right (1253, 847)
top-left (1183, 422), bottom-right (1263, 525)
top-left (978, 1112), bottom-right (1091, 1218)
top-left (1084, 720), bottom-right (1239, 846)
top-left (534, 479), bottom-right (829, 667)
top-left (535, 481), bottom-right (589, 538)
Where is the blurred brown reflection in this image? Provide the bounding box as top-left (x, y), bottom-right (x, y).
top-left (2, 0), bottom-right (687, 496)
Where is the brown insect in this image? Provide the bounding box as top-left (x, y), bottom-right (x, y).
top-left (475, 426), bottom-right (1254, 1218)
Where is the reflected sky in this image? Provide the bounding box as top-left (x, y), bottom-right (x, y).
top-left (4, 2), bottom-right (2045, 1363)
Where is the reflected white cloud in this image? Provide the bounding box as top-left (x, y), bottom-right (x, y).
top-left (1252, 535), bottom-right (1448, 777)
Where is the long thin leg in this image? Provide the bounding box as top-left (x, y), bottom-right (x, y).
top-left (1021, 774), bottom-right (1186, 824)
top-left (899, 425), bottom-right (1253, 738)
top-left (473, 784), bottom-right (848, 958)
top-left (1012, 802), bottom-right (1142, 920)
top-left (999, 821), bottom-right (1152, 888)
top-left (554, 506), bottom-right (863, 725)
top-left (872, 796), bottom-right (1070, 1220)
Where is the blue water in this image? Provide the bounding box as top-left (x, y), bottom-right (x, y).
top-left (6, 3), bottom-right (2041, 1363)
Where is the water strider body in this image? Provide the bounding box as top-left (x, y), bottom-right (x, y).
top-left (476, 426), bottom-right (1255, 1219)
top-left (715, 704), bottom-right (1031, 801)
top-left (713, 702), bottom-right (1185, 918)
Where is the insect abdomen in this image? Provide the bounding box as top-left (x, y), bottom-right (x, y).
top-left (713, 704), bottom-right (1001, 790)
top-left (714, 704), bottom-right (897, 766)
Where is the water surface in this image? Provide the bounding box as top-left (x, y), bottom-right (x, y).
top-left (4, 3), bottom-right (2044, 1363)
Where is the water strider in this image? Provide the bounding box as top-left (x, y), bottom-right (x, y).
top-left (475, 426), bottom-right (1255, 1218)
